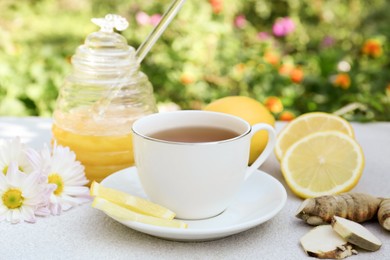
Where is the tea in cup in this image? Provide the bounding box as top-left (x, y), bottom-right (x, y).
top-left (132, 110), bottom-right (276, 220)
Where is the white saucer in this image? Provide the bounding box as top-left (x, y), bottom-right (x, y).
top-left (100, 166), bottom-right (287, 241)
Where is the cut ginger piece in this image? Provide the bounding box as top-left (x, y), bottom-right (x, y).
top-left (332, 216), bottom-right (382, 251)
top-left (90, 181), bottom-right (175, 220)
top-left (300, 225), bottom-right (357, 259)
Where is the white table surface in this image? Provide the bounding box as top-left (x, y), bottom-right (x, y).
top-left (0, 117), bottom-right (389, 260)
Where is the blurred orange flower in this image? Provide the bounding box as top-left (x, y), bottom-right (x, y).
top-left (279, 111), bottom-right (296, 121)
top-left (278, 64), bottom-right (303, 83)
top-left (290, 67), bottom-right (304, 83)
top-left (334, 73), bottom-right (351, 89)
top-left (264, 52), bottom-right (280, 66)
top-left (209, 0), bottom-right (223, 14)
top-left (362, 39), bottom-right (383, 58)
top-left (264, 96), bottom-right (283, 114)
top-left (278, 64), bottom-right (293, 76)
top-left (234, 63), bottom-right (246, 74)
top-left (180, 74), bottom-right (195, 85)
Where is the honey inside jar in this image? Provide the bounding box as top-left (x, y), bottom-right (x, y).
top-left (52, 108), bottom-right (143, 183)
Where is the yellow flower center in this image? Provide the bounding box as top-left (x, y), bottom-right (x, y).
top-left (48, 173), bottom-right (64, 196)
top-left (2, 189), bottom-right (24, 209)
top-left (2, 165), bottom-right (25, 175)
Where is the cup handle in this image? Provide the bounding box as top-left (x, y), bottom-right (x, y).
top-left (244, 123), bottom-right (276, 180)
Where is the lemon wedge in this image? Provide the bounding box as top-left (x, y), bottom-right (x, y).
top-left (281, 131), bottom-right (364, 199)
top-left (90, 181), bottom-right (175, 220)
top-left (275, 112), bottom-right (354, 161)
top-left (92, 197), bottom-right (188, 228)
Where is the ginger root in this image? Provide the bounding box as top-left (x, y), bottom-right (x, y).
top-left (296, 193), bottom-right (390, 231)
top-left (378, 199), bottom-right (390, 231)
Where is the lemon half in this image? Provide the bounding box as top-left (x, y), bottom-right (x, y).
top-left (281, 131), bottom-right (364, 199)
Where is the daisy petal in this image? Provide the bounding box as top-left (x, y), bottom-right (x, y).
top-left (58, 195), bottom-right (79, 209)
top-left (6, 162), bottom-right (25, 187)
top-left (24, 147), bottom-right (43, 172)
top-left (50, 202), bottom-right (61, 216)
top-left (63, 186), bottom-right (91, 197)
top-left (22, 170), bottom-right (41, 192)
top-left (0, 205), bottom-right (8, 215)
top-left (0, 172), bottom-right (7, 190)
top-left (20, 206), bottom-right (36, 223)
top-left (9, 209), bottom-right (21, 224)
top-left (35, 206), bottom-right (51, 217)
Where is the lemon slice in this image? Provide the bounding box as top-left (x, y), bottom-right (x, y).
top-left (275, 112), bottom-right (354, 161)
top-left (281, 131), bottom-right (364, 199)
top-left (92, 198), bottom-right (188, 228)
top-left (90, 181), bottom-right (175, 220)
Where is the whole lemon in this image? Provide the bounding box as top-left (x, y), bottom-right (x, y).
top-left (203, 96), bottom-right (275, 165)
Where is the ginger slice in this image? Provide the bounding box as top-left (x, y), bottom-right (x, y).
top-left (332, 216), bottom-right (382, 251)
top-left (300, 225), bottom-right (357, 259)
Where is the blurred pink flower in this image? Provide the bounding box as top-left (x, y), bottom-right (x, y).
top-left (257, 32), bottom-right (271, 41)
top-left (272, 17), bottom-right (295, 37)
top-left (136, 11), bottom-right (150, 26)
top-left (150, 14), bottom-right (162, 26)
top-left (322, 36), bottom-right (335, 48)
top-left (234, 15), bottom-right (246, 29)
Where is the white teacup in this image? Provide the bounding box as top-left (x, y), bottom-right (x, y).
top-left (132, 110), bottom-right (276, 220)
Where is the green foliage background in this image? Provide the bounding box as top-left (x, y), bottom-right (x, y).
top-left (0, 0), bottom-right (389, 121)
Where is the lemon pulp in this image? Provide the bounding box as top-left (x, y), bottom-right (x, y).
top-left (281, 131), bottom-right (364, 199)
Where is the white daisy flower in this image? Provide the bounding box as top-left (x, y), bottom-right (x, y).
top-left (37, 144), bottom-right (91, 215)
top-left (0, 162), bottom-right (54, 223)
top-left (0, 137), bottom-right (35, 175)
